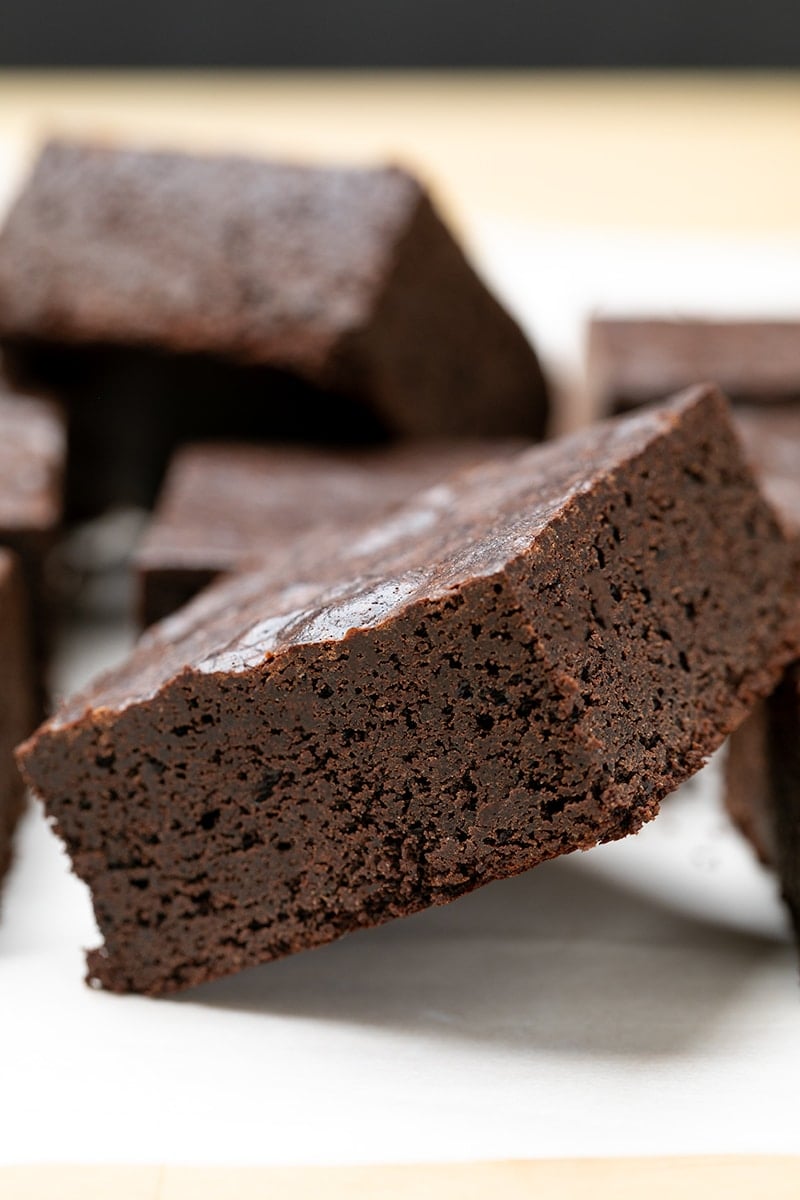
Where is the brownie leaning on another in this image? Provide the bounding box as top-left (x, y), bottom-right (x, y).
top-left (17, 386), bottom-right (800, 996)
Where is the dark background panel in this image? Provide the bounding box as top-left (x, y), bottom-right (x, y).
top-left (2, 0), bottom-right (800, 68)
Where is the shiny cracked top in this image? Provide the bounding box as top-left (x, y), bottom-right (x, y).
top-left (45, 386), bottom-right (728, 729)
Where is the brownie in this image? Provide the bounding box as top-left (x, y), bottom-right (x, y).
top-left (726, 669), bottom-right (800, 935)
top-left (724, 407), bottom-right (800, 936)
top-left (0, 549), bottom-right (35, 888)
top-left (0, 140), bottom-right (549, 517)
top-left (135, 440), bottom-right (528, 626)
top-left (18, 385), bottom-right (800, 996)
top-left (588, 318), bottom-right (800, 416)
top-left (0, 389), bottom-right (65, 699)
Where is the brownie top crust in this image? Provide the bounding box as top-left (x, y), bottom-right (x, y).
top-left (135, 439), bottom-right (529, 573)
top-left (0, 391), bottom-right (65, 529)
top-left (0, 140), bottom-right (439, 374)
top-left (589, 318), bottom-right (800, 414)
top-left (40, 384), bottom-right (779, 727)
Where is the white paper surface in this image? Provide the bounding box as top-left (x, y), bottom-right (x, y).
top-left (2, 219), bottom-right (800, 1166)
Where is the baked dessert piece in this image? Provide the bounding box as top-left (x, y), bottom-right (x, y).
top-left (725, 670), bottom-right (800, 877)
top-left (135, 440), bottom-right (528, 626)
top-left (18, 385), bottom-right (800, 996)
top-left (588, 318), bottom-right (800, 415)
top-left (725, 406), bottom-right (800, 936)
top-left (0, 549), bottom-right (35, 889)
top-left (0, 140), bottom-right (549, 518)
top-left (0, 390), bottom-right (65, 698)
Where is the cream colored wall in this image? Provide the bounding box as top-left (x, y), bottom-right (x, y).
top-left (0, 72), bottom-right (798, 236)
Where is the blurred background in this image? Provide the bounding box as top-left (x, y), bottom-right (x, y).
top-left (1, 0), bottom-right (798, 415)
top-left (3, 0), bottom-right (800, 67)
top-left (1, 3), bottom-right (799, 239)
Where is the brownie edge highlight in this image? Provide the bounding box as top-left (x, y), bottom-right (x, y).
top-left (17, 386), bottom-right (800, 995)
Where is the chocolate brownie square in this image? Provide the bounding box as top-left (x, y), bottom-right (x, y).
top-left (588, 318), bottom-right (800, 416)
top-left (18, 385), bottom-right (800, 996)
top-left (0, 141), bottom-right (549, 517)
top-left (135, 440), bottom-right (527, 626)
top-left (0, 549), bottom-right (35, 889)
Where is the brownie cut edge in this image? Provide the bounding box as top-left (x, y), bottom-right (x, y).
top-left (17, 385), bottom-right (800, 995)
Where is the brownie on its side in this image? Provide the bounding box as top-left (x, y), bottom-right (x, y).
top-left (724, 407), bottom-right (800, 940)
top-left (588, 318), bottom-right (800, 416)
top-left (18, 386), bottom-right (800, 996)
top-left (135, 440), bottom-right (527, 626)
top-left (0, 549), bottom-right (35, 888)
top-left (0, 141), bottom-right (548, 517)
top-left (0, 390), bottom-right (65, 698)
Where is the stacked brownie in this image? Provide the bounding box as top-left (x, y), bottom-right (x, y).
top-left (0, 141), bottom-right (549, 518)
top-left (18, 387), bottom-right (800, 994)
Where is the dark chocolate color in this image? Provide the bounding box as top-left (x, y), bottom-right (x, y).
top-left (733, 407), bottom-right (800, 536)
top-left (0, 141), bottom-right (548, 516)
top-left (0, 390), bottom-right (65, 701)
top-left (726, 668), bottom-right (800, 938)
top-left (588, 318), bottom-right (800, 415)
top-left (136, 440), bottom-right (528, 626)
top-left (724, 406), bottom-right (800, 939)
top-left (18, 386), bottom-right (800, 995)
top-left (0, 549), bottom-right (35, 889)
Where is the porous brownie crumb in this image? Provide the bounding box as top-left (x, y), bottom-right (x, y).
top-left (18, 387), bottom-right (800, 994)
